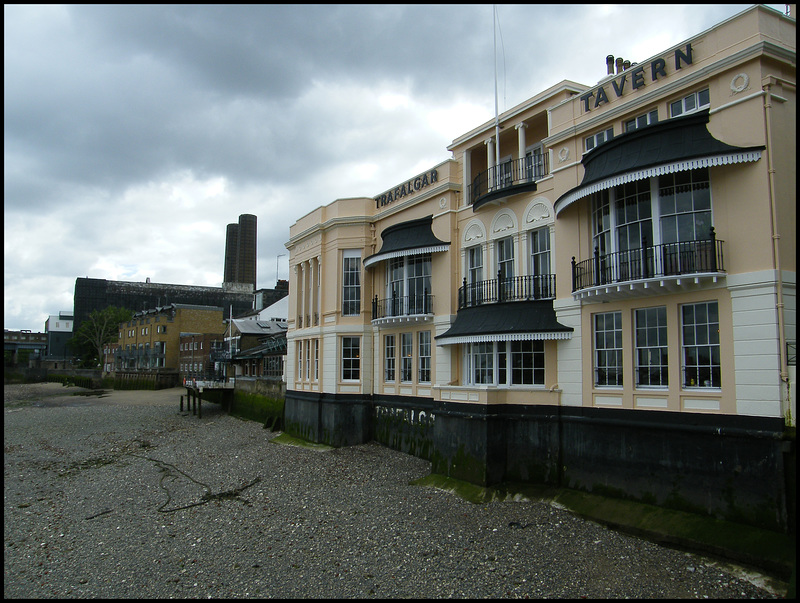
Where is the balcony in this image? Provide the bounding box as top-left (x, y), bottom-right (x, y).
top-left (470, 154), bottom-right (549, 210)
top-left (458, 273), bottom-right (556, 310)
top-left (571, 231), bottom-right (725, 300)
top-left (372, 293), bottom-right (434, 325)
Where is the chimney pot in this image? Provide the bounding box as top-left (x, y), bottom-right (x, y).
top-left (616, 57), bottom-right (624, 74)
top-left (606, 54), bottom-right (615, 75)
top-left (623, 60), bottom-right (631, 71)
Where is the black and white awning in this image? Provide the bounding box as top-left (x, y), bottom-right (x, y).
top-left (554, 110), bottom-right (764, 215)
top-left (364, 215), bottom-right (449, 268)
top-left (435, 300), bottom-right (573, 346)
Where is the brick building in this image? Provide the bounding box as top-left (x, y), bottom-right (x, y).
top-left (108, 303), bottom-right (226, 387)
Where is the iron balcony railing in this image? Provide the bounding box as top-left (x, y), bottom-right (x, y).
top-left (372, 292), bottom-right (434, 320)
top-left (571, 230), bottom-right (724, 292)
top-left (469, 154), bottom-right (550, 206)
top-left (458, 272), bottom-right (556, 309)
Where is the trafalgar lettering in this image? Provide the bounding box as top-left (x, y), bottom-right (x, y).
top-left (375, 169), bottom-right (438, 208)
top-left (581, 44), bottom-right (693, 112)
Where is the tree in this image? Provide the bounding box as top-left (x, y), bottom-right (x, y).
top-left (69, 306), bottom-right (133, 368)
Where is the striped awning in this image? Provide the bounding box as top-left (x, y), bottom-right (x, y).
top-left (364, 215), bottom-right (449, 268)
top-left (435, 300), bottom-right (573, 346)
top-left (554, 110), bottom-right (764, 216)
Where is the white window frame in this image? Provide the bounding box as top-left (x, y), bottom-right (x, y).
top-left (384, 334), bottom-right (396, 383)
top-left (670, 88), bottom-right (710, 118)
top-left (400, 333), bottom-right (413, 383)
top-left (464, 341), bottom-right (545, 387)
top-left (634, 306), bottom-right (668, 388)
top-left (418, 331), bottom-right (431, 384)
top-left (594, 311), bottom-right (623, 387)
top-left (525, 143), bottom-right (545, 180)
top-left (313, 339), bottom-right (319, 382)
top-left (589, 168), bottom-right (713, 282)
top-left (385, 254), bottom-right (432, 316)
top-left (297, 341), bottom-right (303, 381)
top-left (585, 127), bottom-right (614, 152)
top-left (467, 245), bottom-right (483, 285)
top-left (624, 109), bottom-right (659, 132)
top-left (529, 226), bottom-right (551, 276)
top-left (681, 301), bottom-right (721, 389)
top-left (342, 249), bottom-right (361, 316)
top-left (341, 336), bottom-right (360, 382)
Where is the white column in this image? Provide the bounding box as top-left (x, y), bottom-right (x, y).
top-left (308, 258), bottom-right (315, 326)
top-left (299, 261), bottom-right (307, 328)
top-left (516, 122), bottom-right (527, 159)
top-left (304, 260), bottom-right (311, 327)
top-left (485, 138), bottom-right (496, 192)
top-left (293, 264), bottom-right (302, 327)
top-left (314, 256), bottom-right (322, 324)
top-left (463, 149), bottom-right (472, 207)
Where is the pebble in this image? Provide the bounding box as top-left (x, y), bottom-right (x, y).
top-left (3, 383), bottom-right (784, 598)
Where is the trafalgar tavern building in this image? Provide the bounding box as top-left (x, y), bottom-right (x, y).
top-left (284, 5), bottom-right (796, 532)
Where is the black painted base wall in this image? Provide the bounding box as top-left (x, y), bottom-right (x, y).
top-left (283, 390), bottom-right (794, 533)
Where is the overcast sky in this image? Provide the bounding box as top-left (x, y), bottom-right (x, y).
top-left (4, 4), bottom-right (784, 331)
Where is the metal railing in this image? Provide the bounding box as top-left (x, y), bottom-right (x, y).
top-left (372, 292), bottom-right (434, 320)
top-left (571, 231), bottom-right (724, 292)
top-left (469, 154), bottom-right (549, 206)
top-left (458, 272), bottom-right (556, 309)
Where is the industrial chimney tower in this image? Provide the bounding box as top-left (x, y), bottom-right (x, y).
top-left (222, 213), bottom-right (257, 292)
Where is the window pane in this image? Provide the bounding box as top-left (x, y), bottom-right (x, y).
top-left (681, 301), bottom-right (720, 388)
top-left (594, 311), bottom-right (623, 386)
top-left (401, 333), bottom-right (413, 382)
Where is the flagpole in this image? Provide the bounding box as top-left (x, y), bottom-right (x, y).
top-left (493, 5), bottom-right (500, 187)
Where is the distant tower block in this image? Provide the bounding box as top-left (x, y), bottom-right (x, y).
top-left (222, 214), bottom-right (257, 291)
top-left (236, 214), bottom-right (257, 288)
top-left (223, 223), bottom-right (239, 284)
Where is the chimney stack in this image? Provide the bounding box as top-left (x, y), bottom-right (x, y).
top-left (606, 55), bottom-right (615, 75)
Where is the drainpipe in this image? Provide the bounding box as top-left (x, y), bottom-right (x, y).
top-left (762, 77), bottom-right (790, 417)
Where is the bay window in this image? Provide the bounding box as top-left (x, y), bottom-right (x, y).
top-left (588, 167), bottom-right (714, 283)
top-left (386, 254), bottom-right (432, 316)
top-left (465, 340), bottom-right (545, 386)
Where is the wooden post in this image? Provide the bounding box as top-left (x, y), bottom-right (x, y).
top-left (180, 394), bottom-right (184, 412)
top-left (197, 392), bottom-right (202, 419)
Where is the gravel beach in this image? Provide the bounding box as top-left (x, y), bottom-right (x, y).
top-left (4, 383), bottom-right (783, 598)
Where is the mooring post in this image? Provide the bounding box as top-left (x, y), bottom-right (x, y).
top-left (197, 392), bottom-right (202, 419)
top-left (192, 391), bottom-right (196, 415)
top-left (180, 394), bottom-right (184, 412)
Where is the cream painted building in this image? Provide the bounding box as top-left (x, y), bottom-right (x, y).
top-left (285, 5), bottom-right (795, 531)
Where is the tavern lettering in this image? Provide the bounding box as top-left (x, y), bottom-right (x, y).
top-left (581, 44), bottom-right (693, 112)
